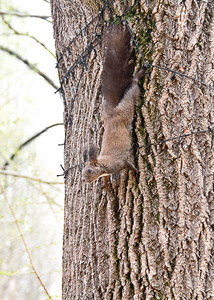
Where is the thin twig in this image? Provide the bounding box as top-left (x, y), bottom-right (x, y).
top-left (138, 128), bottom-right (214, 149)
top-left (38, 182), bottom-right (62, 226)
top-left (123, 19), bottom-right (147, 66)
top-left (0, 45), bottom-right (59, 89)
top-left (56, 0), bottom-right (115, 67)
top-left (1, 16), bottom-right (55, 57)
top-left (180, 0), bottom-right (214, 8)
top-left (150, 64), bottom-right (214, 90)
top-left (0, 11), bottom-right (52, 22)
top-left (56, 1), bottom-right (214, 92)
top-left (199, 0), bottom-right (214, 7)
top-left (0, 170), bottom-right (63, 185)
top-left (56, 0), bottom-right (214, 171)
top-left (0, 184), bottom-right (52, 299)
top-left (3, 123), bottom-right (63, 169)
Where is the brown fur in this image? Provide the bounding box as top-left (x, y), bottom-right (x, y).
top-left (82, 24), bottom-right (146, 184)
top-left (102, 23), bottom-right (135, 107)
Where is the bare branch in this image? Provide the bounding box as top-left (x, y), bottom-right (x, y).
top-left (38, 182), bottom-right (62, 226)
top-left (31, 183), bottom-right (63, 208)
top-left (0, 170), bottom-right (63, 185)
top-left (0, 11), bottom-right (52, 22)
top-left (3, 123), bottom-right (64, 169)
top-left (0, 44), bottom-right (59, 89)
top-left (1, 16), bottom-right (55, 58)
top-left (0, 184), bottom-right (52, 299)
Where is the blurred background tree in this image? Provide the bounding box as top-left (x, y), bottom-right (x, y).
top-left (0, 0), bottom-right (64, 299)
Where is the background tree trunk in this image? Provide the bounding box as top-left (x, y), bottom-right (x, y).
top-left (50, 0), bottom-right (214, 299)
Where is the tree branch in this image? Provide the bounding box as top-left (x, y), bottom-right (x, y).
top-left (0, 11), bottom-right (52, 22)
top-left (0, 184), bottom-right (52, 299)
top-left (3, 123), bottom-right (64, 169)
top-left (0, 170), bottom-right (63, 185)
top-left (0, 45), bottom-right (59, 89)
top-left (38, 182), bottom-right (62, 226)
top-left (1, 16), bottom-right (55, 58)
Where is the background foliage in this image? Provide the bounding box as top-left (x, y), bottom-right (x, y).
top-left (0, 0), bottom-right (63, 299)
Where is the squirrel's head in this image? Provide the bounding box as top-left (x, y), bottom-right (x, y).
top-left (82, 144), bottom-right (104, 183)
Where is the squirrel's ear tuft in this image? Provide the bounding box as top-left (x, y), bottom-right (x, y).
top-left (83, 147), bottom-right (88, 163)
top-left (89, 144), bottom-right (99, 165)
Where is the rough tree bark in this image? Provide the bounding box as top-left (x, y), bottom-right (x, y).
top-left (50, 0), bottom-right (214, 299)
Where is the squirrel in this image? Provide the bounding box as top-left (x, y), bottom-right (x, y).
top-left (82, 23), bottom-right (146, 184)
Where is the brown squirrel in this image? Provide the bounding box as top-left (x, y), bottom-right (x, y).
top-left (82, 23), bottom-right (146, 184)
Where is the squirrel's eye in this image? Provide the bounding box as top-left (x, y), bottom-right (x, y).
top-left (88, 168), bottom-right (92, 173)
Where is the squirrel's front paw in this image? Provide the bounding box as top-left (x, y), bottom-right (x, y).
top-left (102, 175), bottom-right (110, 189)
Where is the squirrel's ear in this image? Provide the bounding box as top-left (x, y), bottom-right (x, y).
top-left (89, 144), bottom-right (99, 165)
top-left (83, 147), bottom-right (88, 163)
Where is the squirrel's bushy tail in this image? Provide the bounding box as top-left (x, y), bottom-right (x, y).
top-left (102, 23), bottom-right (135, 107)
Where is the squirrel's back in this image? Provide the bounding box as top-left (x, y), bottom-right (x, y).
top-left (102, 24), bottom-right (135, 108)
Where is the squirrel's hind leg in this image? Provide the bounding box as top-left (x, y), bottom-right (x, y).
top-left (126, 161), bottom-right (139, 182)
top-left (125, 161), bottom-right (138, 172)
top-left (103, 175), bottom-right (110, 188)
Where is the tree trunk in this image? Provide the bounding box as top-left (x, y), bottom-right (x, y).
top-left (50, 0), bottom-right (214, 299)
